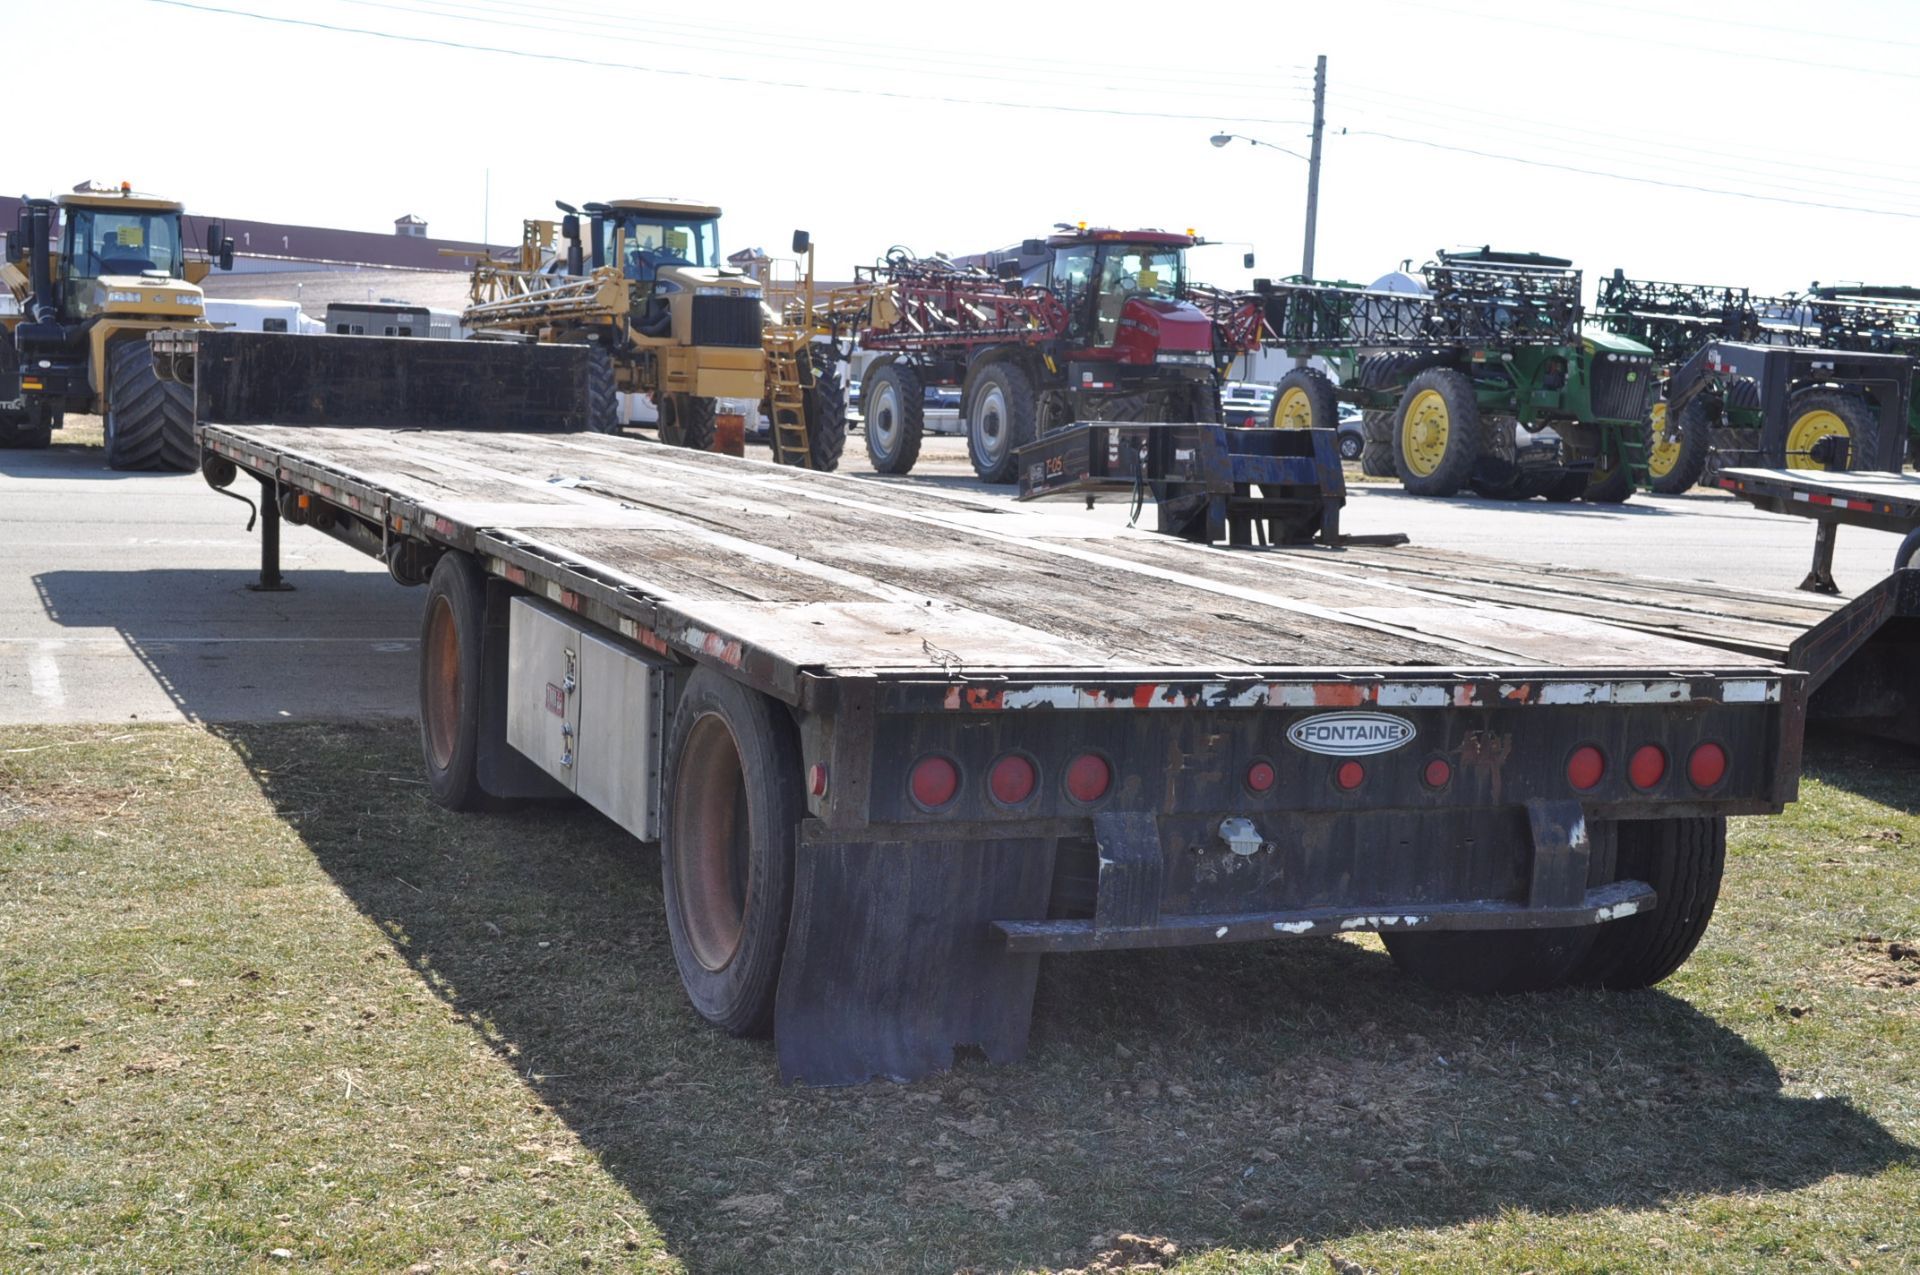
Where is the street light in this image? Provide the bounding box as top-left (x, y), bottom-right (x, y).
top-left (1209, 132), bottom-right (1310, 163)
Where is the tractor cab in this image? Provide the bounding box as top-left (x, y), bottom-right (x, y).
top-left (583, 198), bottom-right (726, 291)
top-left (1040, 228), bottom-right (1213, 364)
top-left (56, 192), bottom-right (190, 321)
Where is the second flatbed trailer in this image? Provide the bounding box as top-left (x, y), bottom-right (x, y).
top-left (181, 407), bottom-right (1900, 1085)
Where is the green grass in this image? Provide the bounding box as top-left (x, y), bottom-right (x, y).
top-left (2, 723), bottom-right (1916, 1273)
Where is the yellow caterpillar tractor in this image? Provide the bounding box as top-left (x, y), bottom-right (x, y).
top-left (461, 198), bottom-right (844, 469)
top-left (1, 182), bottom-right (232, 468)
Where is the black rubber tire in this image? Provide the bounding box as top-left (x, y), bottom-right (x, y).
top-left (1383, 924), bottom-right (1596, 995)
top-left (1584, 429), bottom-right (1636, 504)
top-left (656, 394), bottom-right (682, 447)
top-left (1725, 379), bottom-right (1762, 412)
top-left (1189, 378), bottom-right (1221, 423)
top-left (1270, 366), bottom-right (1338, 431)
top-left (863, 362), bottom-right (925, 475)
top-left (1544, 472), bottom-right (1587, 502)
top-left (1359, 407), bottom-right (1396, 476)
top-left (418, 552), bottom-right (488, 813)
top-left (1648, 396), bottom-right (1712, 494)
top-left (103, 337), bottom-right (195, 472)
top-left (1393, 367), bottom-right (1480, 496)
top-left (1337, 429), bottom-right (1364, 461)
top-left (671, 393), bottom-right (718, 452)
top-left (1473, 413), bottom-right (1521, 492)
top-left (802, 353), bottom-right (847, 473)
top-left (967, 360), bottom-right (1036, 484)
top-left (1576, 817), bottom-right (1726, 989)
top-left (660, 667), bottom-right (802, 1037)
top-left (585, 347), bottom-right (621, 433)
top-left (1785, 387), bottom-right (1879, 471)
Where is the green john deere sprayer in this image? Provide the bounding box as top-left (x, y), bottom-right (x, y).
top-left (1594, 273), bottom-right (1917, 492)
top-left (1226, 249), bottom-right (1656, 502)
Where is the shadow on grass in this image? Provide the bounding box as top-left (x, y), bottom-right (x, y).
top-left (214, 721), bottom-right (1914, 1275)
top-left (1803, 728), bottom-right (1920, 814)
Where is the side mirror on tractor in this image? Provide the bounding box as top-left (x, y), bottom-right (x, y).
top-left (560, 214), bottom-right (583, 276)
top-left (1244, 252), bottom-right (1256, 270)
top-left (791, 230), bottom-right (811, 255)
top-left (2, 233), bottom-right (15, 265)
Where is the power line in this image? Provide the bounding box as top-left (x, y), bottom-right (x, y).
top-left (148, 0), bottom-right (1318, 127)
top-left (1556, 0), bottom-right (1920, 52)
top-left (308, 0), bottom-right (1316, 102)
top-left (1373, 0), bottom-right (1920, 80)
top-left (1344, 127), bottom-right (1920, 220)
top-left (1330, 80), bottom-right (1920, 196)
top-left (1329, 90), bottom-right (1920, 209)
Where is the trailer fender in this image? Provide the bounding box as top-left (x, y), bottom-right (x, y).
top-left (775, 831), bottom-right (1055, 1086)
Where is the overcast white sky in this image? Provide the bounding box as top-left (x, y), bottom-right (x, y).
top-left (13, 0), bottom-right (1917, 297)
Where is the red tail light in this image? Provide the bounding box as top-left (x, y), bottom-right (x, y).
top-left (1628, 745), bottom-right (1667, 790)
top-left (1246, 760), bottom-right (1277, 793)
top-left (1567, 745), bottom-right (1605, 791)
top-left (1688, 742), bottom-right (1727, 789)
top-left (808, 763), bottom-right (830, 797)
top-left (909, 756), bottom-right (958, 809)
top-left (1423, 758), bottom-right (1452, 789)
top-left (1064, 754), bottom-right (1110, 803)
top-left (989, 754), bottom-right (1037, 805)
top-left (1335, 760), bottom-right (1365, 791)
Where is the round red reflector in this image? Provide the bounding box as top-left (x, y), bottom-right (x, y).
top-left (1688, 742), bottom-right (1728, 789)
top-left (909, 756), bottom-right (957, 809)
top-left (1567, 745), bottom-right (1605, 791)
top-left (808, 762), bottom-right (830, 797)
top-left (989, 754), bottom-right (1037, 805)
top-left (1423, 758), bottom-right (1452, 789)
top-left (1628, 745), bottom-right (1666, 790)
top-left (1335, 760), bottom-right (1365, 791)
top-left (1064, 754), bottom-right (1110, 803)
top-left (1246, 760), bottom-right (1277, 793)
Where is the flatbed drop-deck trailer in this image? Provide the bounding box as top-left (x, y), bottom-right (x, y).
top-left (196, 418), bottom-right (1860, 1085)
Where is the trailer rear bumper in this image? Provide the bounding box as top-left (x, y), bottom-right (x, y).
top-left (994, 880), bottom-right (1654, 954)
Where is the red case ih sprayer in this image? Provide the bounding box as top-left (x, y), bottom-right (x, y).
top-left (846, 227), bottom-right (1224, 481)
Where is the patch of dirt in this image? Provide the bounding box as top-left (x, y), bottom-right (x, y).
top-left (1851, 935), bottom-right (1920, 989)
top-left (1061, 1232), bottom-right (1182, 1274)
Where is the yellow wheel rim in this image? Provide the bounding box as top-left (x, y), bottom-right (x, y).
top-left (1787, 409), bottom-right (1848, 470)
top-left (1400, 388), bottom-right (1450, 478)
top-left (1274, 385), bottom-right (1314, 430)
top-left (1647, 401), bottom-right (1680, 479)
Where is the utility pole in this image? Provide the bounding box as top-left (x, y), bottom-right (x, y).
top-left (1302, 55), bottom-right (1326, 281)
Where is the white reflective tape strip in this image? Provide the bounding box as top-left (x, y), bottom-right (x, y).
top-left (1611, 681), bottom-right (1691, 703)
top-left (1721, 679), bottom-right (1779, 703)
top-left (1375, 684), bottom-right (1451, 707)
top-left (1537, 682), bottom-right (1609, 705)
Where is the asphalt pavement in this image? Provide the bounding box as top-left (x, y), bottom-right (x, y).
top-left (1, 425), bottom-right (1906, 726)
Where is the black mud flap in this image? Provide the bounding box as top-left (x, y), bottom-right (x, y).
top-left (774, 832), bottom-right (1056, 1086)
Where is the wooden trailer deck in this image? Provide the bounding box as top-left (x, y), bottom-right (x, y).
top-left (202, 424), bottom-right (1837, 690)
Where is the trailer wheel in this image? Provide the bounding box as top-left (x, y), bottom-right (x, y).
top-left (1785, 388), bottom-right (1877, 471)
top-left (1576, 817), bottom-right (1726, 990)
top-left (661, 667), bottom-right (802, 1037)
top-left (1271, 367), bottom-right (1336, 430)
top-left (863, 362), bottom-right (925, 474)
top-left (585, 348), bottom-right (621, 433)
top-left (103, 338), bottom-right (195, 472)
top-left (967, 362), bottom-right (1036, 484)
top-left (802, 353), bottom-right (848, 473)
top-left (418, 551), bottom-right (488, 812)
top-left (1382, 923), bottom-right (1595, 995)
top-left (1392, 367), bottom-right (1479, 495)
top-left (1647, 396), bottom-right (1711, 493)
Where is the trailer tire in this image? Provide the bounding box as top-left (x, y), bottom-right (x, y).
top-left (661, 667), bottom-right (802, 1037)
top-left (103, 337), bottom-right (195, 472)
top-left (418, 552), bottom-right (489, 812)
top-left (1785, 387), bottom-right (1878, 471)
top-left (1647, 396), bottom-right (1711, 493)
top-left (863, 362), bottom-right (925, 474)
top-left (1577, 816), bottom-right (1726, 989)
top-left (1271, 367), bottom-right (1337, 431)
top-left (585, 348), bottom-right (621, 433)
top-left (802, 353), bottom-right (848, 472)
top-left (1393, 367), bottom-right (1479, 496)
top-left (1382, 923), bottom-right (1596, 995)
top-left (967, 361), bottom-right (1036, 484)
